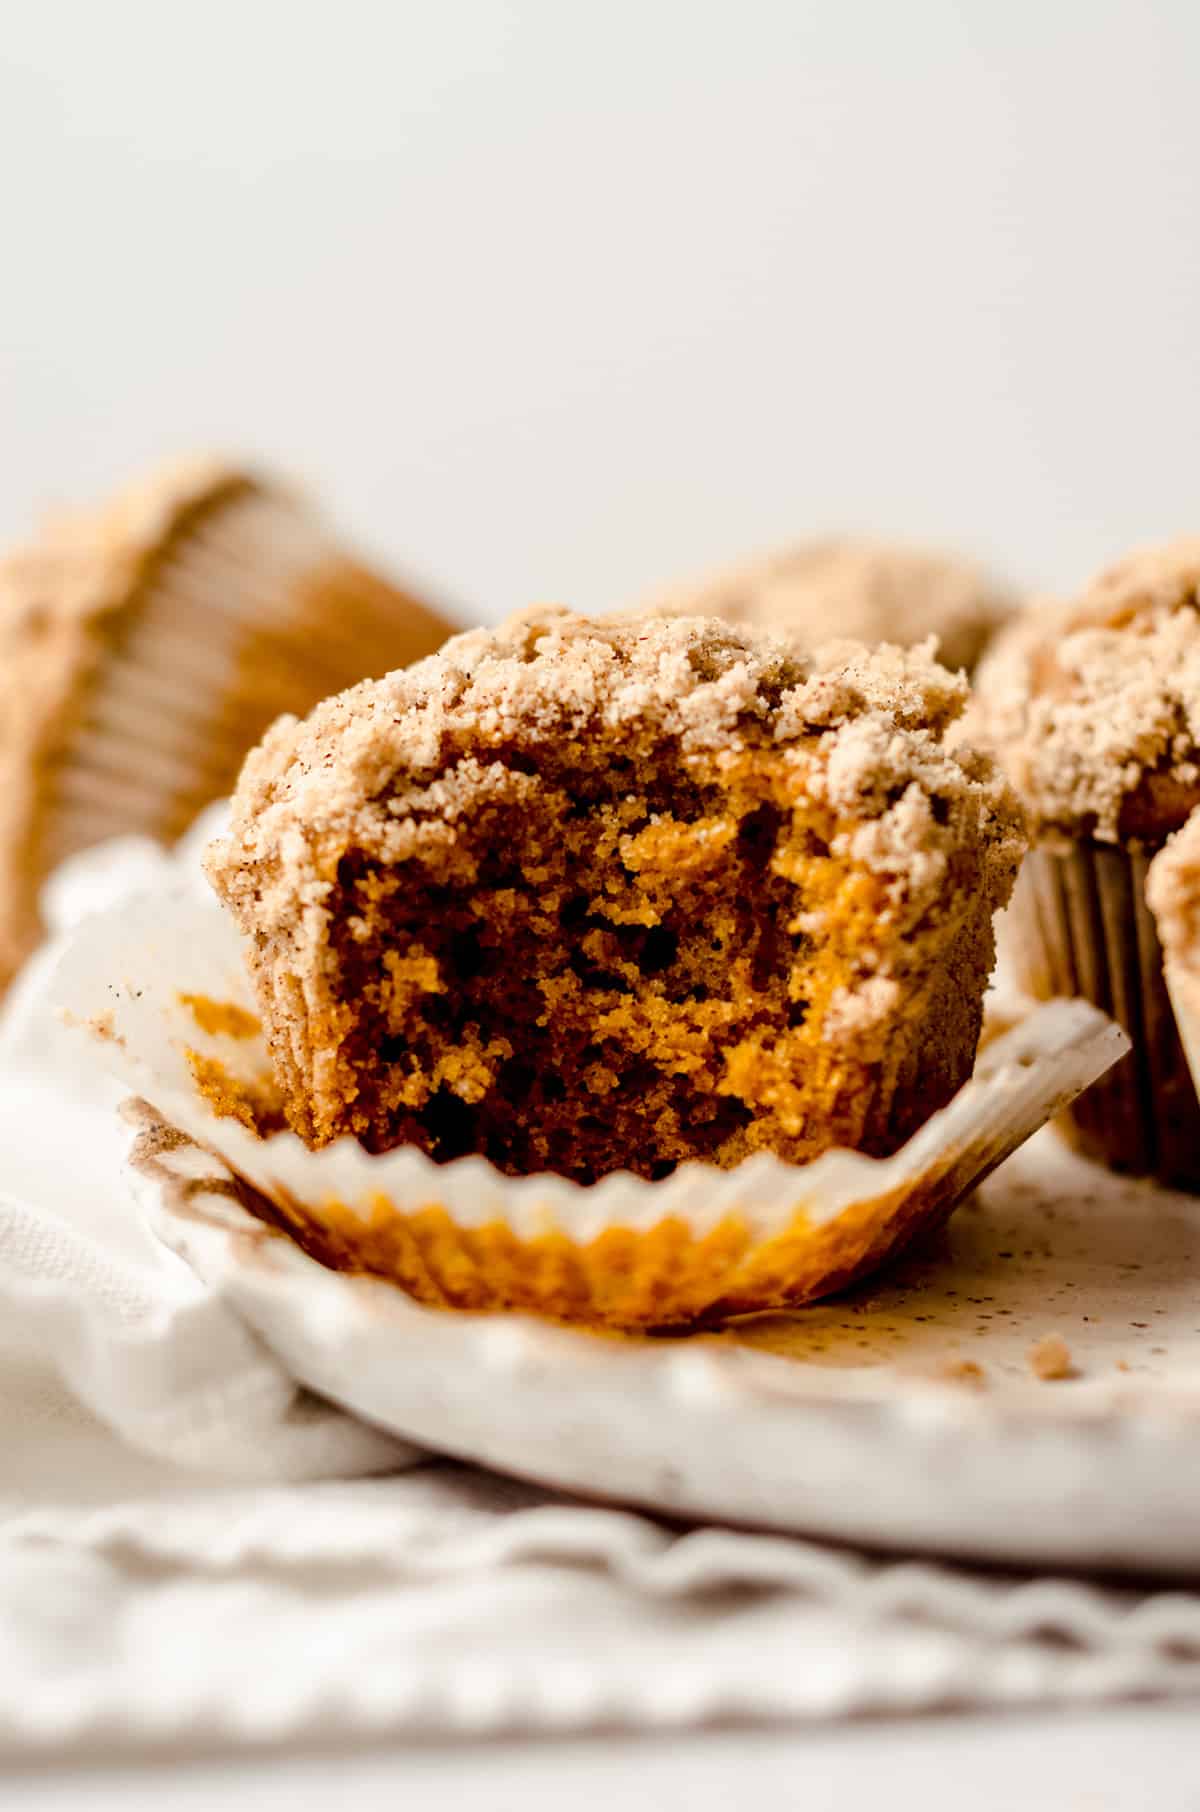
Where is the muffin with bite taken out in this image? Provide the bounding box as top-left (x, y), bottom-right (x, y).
top-left (206, 607), bottom-right (1025, 1186)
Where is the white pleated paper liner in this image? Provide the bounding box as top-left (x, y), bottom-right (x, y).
top-left (53, 882), bottom-right (1129, 1330)
top-left (1009, 842), bottom-right (1200, 1190)
top-left (1164, 960), bottom-right (1200, 1112)
top-left (42, 483), bottom-right (452, 871)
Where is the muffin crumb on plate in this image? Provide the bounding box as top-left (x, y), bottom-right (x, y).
top-left (1028, 1334), bottom-right (1074, 1381)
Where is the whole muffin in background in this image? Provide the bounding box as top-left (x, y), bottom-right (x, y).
top-left (0, 458), bottom-right (454, 991)
top-left (974, 539), bottom-right (1200, 1187)
top-left (640, 538), bottom-right (1014, 673)
top-left (206, 609), bottom-right (1025, 1185)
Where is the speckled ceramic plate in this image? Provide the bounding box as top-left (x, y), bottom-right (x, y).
top-left (129, 1106), bottom-right (1200, 1576)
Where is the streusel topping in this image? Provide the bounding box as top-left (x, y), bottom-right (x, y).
top-left (220, 609), bottom-right (1015, 932)
top-left (974, 539), bottom-right (1200, 844)
top-left (641, 539), bottom-right (1013, 673)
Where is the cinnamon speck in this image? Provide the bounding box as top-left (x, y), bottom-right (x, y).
top-left (88, 1010), bottom-right (124, 1047)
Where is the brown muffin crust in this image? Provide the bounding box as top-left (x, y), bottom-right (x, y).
top-left (207, 609), bottom-right (1024, 1184)
top-left (975, 539), bottom-right (1200, 846)
top-left (0, 458), bottom-right (451, 990)
top-left (641, 538), bottom-right (1013, 674)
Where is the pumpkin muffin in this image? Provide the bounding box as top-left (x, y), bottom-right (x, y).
top-left (975, 539), bottom-right (1200, 1186)
top-left (641, 539), bottom-right (1013, 673)
top-left (206, 609), bottom-right (1025, 1185)
top-left (0, 458), bottom-right (453, 991)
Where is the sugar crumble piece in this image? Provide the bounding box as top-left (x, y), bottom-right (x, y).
top-left (1029, 1333), bottom-right (1075, 1381)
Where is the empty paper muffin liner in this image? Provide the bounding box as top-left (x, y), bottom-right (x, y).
top-left (54, 884), bottom-right (1127, 1330)
top-left (1010, 842), bottom-right (1200, 1190)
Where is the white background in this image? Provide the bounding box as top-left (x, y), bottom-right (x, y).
top-left (4, 5), bottom-right (1200, 1804)
top-left (3, 0), bottom-right (1199, 625)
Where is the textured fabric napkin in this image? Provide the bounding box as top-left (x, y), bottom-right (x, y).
top-left (2, 826), bottom-right (1200, 1758)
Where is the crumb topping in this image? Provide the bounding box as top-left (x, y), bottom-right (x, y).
top-left (208, 608), bottom-right (1025, 1182)
top-left (220, 610), bottom-right (990, 892)
top-left (1028, 1333), bottom-right (1074, 1381)
top-left (640, 538), bottom-right (1013, 673)
top-left (975, 539), bottom-right (1200, 844)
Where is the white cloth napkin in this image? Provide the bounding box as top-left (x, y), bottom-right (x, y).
top-left (0, 818), bottom-right (407, 1497)
top-left (2, 825), bottom-right (1200, 1758)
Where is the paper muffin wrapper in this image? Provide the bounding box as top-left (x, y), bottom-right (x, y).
top-left (52, 883), bottom-right (1128, 1331)
top-left (1009, 843), bottom-right (1200, 1190)
top-left (1163, 959), bottom-right (1200, 1130)
top-left (39, 480), bottom-right (452, 871)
